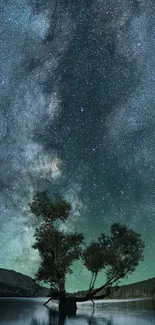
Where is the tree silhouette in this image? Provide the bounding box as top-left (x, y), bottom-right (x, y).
top-left (30, 192), bottom-right (145, 313)
top-left (82, 223), bottom-right (145, 300)
top-left (30, 192), bottom-right (84, 296)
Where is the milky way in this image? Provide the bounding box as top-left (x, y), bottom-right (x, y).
top-left (1, 0), bottom-right (155, 292)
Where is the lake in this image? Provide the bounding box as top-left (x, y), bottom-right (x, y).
top-left (0, 298), bottom-right (154, 325)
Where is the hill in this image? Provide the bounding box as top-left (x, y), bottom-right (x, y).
top-left (0, 268), bottom-right (50, 297)
top-left (74, 277), bottom-right (155, 300)
top-left (112, 277), bottom-right (155, 299)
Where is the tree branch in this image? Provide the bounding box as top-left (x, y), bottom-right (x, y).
top-left (86, 272), bottom-right (98, 297)
top-left (89, 269), bottom-right (130, 300)
top-left (44, 297), bottom-right (52, 306)
top-left (89, 273), bottom-right (95, 290)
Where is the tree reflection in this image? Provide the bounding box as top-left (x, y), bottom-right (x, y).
top-left (29, 306), bottom-right (115, 325)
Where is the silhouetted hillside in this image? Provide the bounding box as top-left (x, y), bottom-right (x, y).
top-left (112, 278), bottom-right (155, 299)
top-left (0, 268), bottom-right (50, 297)
top-left (74, 277), bottom-right (155, 299)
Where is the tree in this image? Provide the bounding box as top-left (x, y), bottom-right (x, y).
top-left (33, 227), bottom-right (84, 294)
top-left (30, 192), bottom-right (145, 313)
top-left (82, 223), bottom-right (145, 300)
top-left (30, 192), bottom-right (84, 297)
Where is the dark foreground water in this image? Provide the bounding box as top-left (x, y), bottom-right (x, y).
top-left (0, 298), bottom-right (155, 325)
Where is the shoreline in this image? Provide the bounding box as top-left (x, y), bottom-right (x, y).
top-left (0, 297), bottom-right (153, 302)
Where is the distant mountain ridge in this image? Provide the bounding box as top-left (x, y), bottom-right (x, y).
top-left (0, 268), bottom-right (35, 289)
top-left (0, 268), bottom-right (50, 297)
top-left (74, 277), bottom-right (155, 299)
top-left (112, 277), bottom-right (155, 299)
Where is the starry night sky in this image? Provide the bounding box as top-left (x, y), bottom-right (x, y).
top-left (1, 0), bottom-right (155, 292)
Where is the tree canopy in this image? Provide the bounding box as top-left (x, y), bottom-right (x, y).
top-left (30, 192), bottom-right (84, 294)
top-left (30, 192), bottom-right (145, 302)
top-left (82, 223), bottom-right (145, 299)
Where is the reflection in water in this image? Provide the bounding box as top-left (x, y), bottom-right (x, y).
top-left (0, 298), bottom-right (155, 325)
top-left (29, 307), bottom-right (112, 325)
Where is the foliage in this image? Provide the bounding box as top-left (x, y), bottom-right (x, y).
top-left (30, 192), bottom-right (84, 293)
top-left (30, 191), bottom-right (71, 222)
top-left (106, 223), bottom-right (145, 280)
top-left (82, 223), bottom-right (145, 299)
top-left (82, 234), bottom-right (111, 274)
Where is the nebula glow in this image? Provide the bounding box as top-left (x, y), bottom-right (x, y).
top-left (0, 0), bottom-right (155, 292)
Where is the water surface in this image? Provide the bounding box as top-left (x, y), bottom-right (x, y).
top-left (0, 298), bottom-right (154, 325)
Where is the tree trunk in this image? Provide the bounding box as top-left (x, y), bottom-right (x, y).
top-left (59, 296), bottom-right (77, 316)
top-left (59, 277), bottom-right (65, 294)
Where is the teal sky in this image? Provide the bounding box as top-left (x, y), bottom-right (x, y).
top-left (0, 0), bottom-right (155, 293)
